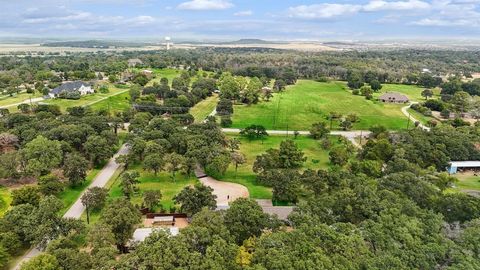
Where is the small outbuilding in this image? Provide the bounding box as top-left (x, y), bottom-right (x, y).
top-left (378, 92), bottom-right (409, 103)
top-left (447, 161), bottom-right (480, 174)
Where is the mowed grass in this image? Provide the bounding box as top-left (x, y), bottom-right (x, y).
top-left (0, 92), bottom-right (42, 107)
top-left (89, 91), bottom-right (131, 113)
top-left (42, 84), bottom-right (129, 112)
top-left (108, 165), bottom-right (198, 211)
top-left (217, 135), bottom-right (339, 199)
top-left (139, 68), bottom-right (182, 87)
top-left (374, 84), bottom-right (439, 102)
top-left (190, 94), bottom-right (219, 123)
top-left (58, 166), bottom-right (103, 215)
top-left (232, 80), bottom-right (410, 130)
top-left (454, 174), bottom-right (480, 191)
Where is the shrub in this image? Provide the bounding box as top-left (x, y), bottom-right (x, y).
top-left (424, 99), bottom-right (446, 111)
top-left (352, 89), bottom-right (360, 95)
top-left (221, 115), bottom-right (232, 127)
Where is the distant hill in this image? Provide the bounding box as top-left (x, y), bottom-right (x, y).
top-left (221, 39), bottom-right (279, 45)
top-left (42, 40), bottom-right (149, 48)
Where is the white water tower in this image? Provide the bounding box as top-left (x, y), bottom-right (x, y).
top-left (165, 36), bottom-right (172, 50)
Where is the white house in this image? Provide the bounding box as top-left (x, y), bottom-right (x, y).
top-left (48, 81), bottom-right (94, 98)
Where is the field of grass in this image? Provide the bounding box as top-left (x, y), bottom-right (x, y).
top-left (407, 108), bottom-right (437, 126)
top-left (42, 84), bottom-right (129, 112)
top-left (89, 91), bottom-right (131, 113)
top-left (217, 134), bottom-right (339, 199)
top-left (374, 84), bottom-right (439, 102)
top-left (108, 165), bottom-right (198, 211)
top-left (0, 92), bottom-right (42, 107)
top-left (232, 80), bottom-right (410, 130)
top-left (136, 68), bottom-right (182, 87)
top-left (454, 174), bottom-right (480, 191)
top-left (189, 94), bottom-right (219, 123)
top-left (0, 187), bottom-right (12, 216)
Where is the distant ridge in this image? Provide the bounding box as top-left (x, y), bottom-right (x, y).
top-left (42, 40), bottom-right (150, 48)
top-left (221, 39), bottom-right (280, 45)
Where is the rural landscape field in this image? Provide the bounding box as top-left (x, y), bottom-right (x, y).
top-left (1, 0), bottom-right (480, 269)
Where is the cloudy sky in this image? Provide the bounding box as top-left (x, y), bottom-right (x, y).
top-left (2, 0), bottom-right (480, 40)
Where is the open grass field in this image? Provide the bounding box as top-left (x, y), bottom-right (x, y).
top-left (189, 94), bottom-right (219, 123)
top-left (108, 164), bottom-right (198, 211)
top-left (217, 134), bottom-right (339, 199)
top-left (374, 84), bottom-right (440, 102)
top-left (0, 92), bottom-right (42, 107)
top-left (454, 173), bottom-right (480, 191)
top-left (232, 80), bottom-right (411, 130)
top-left (89, 91), bottom-right (131, 113)
top-left (136, 68), bottom-right (182, 87)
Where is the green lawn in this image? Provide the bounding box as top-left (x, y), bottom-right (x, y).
top-left (58, 166), bottom-right (103, 215)
top-left (0, 187), bottom-right (12, 216)
top-left (108, 165), bottom-right (198, 211)
top-left (217, 135), bottom-right (339, 199)
top-left (0, 92), bottom-right (42, 107)
top-left (454, 174), bottom-right (480, 191)
top-left (43, 84), bottom-right (129, 112)
top-left (407, 108), bottom-right (437, 126)
top-left (190, 94), bottom-right (219, 123)
top-left (232, 80), bottom-right (410, 130)
top-left (374, 84), bottom-right (439, 102)
top-left (134, 68), bottom-right (182, 87)
top-left (89, 91), bottom-right (131, 113)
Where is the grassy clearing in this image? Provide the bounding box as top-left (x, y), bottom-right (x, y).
top-left (374, 84), bottom-right (439, 102)
top-left (108, 164), bottom-right (198, 211)
top-left (406, 108), bottom-right (438, 126)
top-left (0, 92), bottom-right (42, 107)
top-left (454, 174), bottom-right (480, 191)
top-left (89, 91), bottom-right (131, 113)
top-left (190, 94), bottom-right (219, 123)
top-left (232, 80), bottom-right (410, 130)
top-left (0, 187), bottom-right (12, 216)
top-left (217, 135), bottom-right (339, 199)
top-left (136, 68), bottom-right (182, 87)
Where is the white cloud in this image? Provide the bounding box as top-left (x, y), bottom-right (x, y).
top-left (234, 10), bottom-right (253, 16)
top-left (177, 0), bottom-right (233, 10)
top-left (363, 0), bottom-right (430, 11)
top-left (411, 18), bottom-right (472, 26)
top-left (288, 4), bottom-right (361, 19)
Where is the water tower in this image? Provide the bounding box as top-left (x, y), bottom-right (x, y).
top-left (165, 36), bottom-right (172, 50)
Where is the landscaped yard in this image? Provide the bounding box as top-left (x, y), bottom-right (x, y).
top-left (189, 94), bottom-right (219, 123)
top-left (454, 173), bottom-right (480, 191)
top-left (89, 91), bottom-right (131, 113)
top-left (108, 164), bottom-right (198, 211)
top-left (139, 68), bottom-right (182, 87)
top-left (43, 84), bottom-right (130, 112)
top-left (217, 134), bottom-right (340, 199)
top-left (231, 80), bottom-right (410, 130)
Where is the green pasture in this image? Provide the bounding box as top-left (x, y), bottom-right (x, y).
top-left (189, 94), bottom-right (219, 123)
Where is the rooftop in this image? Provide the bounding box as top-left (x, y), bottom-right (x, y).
top-left (449, 161), bottom-right (480, 167)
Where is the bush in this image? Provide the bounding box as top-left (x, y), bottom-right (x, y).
top-left (352, 89), bottom-right (360, 95)
top-left (221, 115), bottom-right (232, 127)
top-left (424, 99), bottom-right (446, 111)
top-left (440, 109), bottom-right (451, 119)
top-left (451, 118), bottom-right (470, 127)
top-left (58, 90), bottom-right (81, 100)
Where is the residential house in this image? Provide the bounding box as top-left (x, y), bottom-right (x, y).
top-left (378, 92), bottom-right (409, 103)
top-left (48, 81), bottom-right (94, 98)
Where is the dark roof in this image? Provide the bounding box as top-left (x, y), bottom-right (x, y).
top-left (378, 92), bottom-right (409, 102)
top-left (50, 81), bottom-right (89, 95)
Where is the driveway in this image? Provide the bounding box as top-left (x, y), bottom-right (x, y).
top-left (194, 167), bottom-right (249, 206)
top-left (221, 128), bottom-right (370, 147)
top-left (13, 144), bottom-right (129, 269)
top-left (0, 97), bottom-right (44, 109)
top-left (401, 102), bottom-right (431, 131)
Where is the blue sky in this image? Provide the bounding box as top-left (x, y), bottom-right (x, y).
top-left (2, 0), bottom-right (480, 40)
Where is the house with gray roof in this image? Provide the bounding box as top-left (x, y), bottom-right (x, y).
top-left (48, 81), bottom-right (93, 98)
top-left (378, 92), bottom-right (409, 103)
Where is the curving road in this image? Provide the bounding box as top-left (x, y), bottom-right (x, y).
top-left (13, 144), bottom-right (129, 270)
top-left (401, 102), bottom-right (431, 131)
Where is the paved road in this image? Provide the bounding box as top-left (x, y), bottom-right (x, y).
top-left (401, 102), bottom-right (431, 131)
top-left (0, 97), bottom-right (44, 109)
top-left (221, 128), bottom-right (370, 147)
top-left (13, 144), bottom-right (129, 270)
